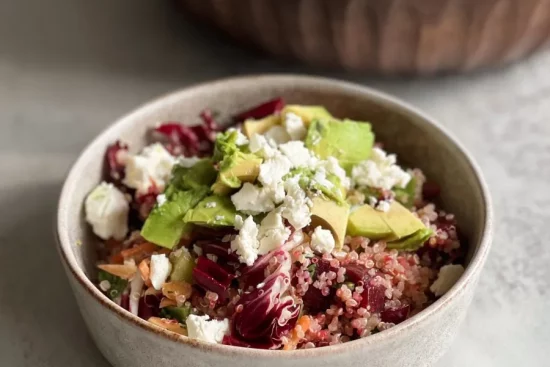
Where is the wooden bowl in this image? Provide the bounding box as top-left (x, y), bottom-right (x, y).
top-left (177, 0), bottom-right (550, 75)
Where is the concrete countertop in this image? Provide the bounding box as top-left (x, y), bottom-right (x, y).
top-left (0, 0), bottom-right (548, 366)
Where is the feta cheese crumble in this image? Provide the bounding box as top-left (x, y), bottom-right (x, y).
top-left (284, 112), bottom-right (307, 141)
top-left (264, 125), bottom-right (291, 144)
top-left (318, 156), bottom-right (350, 189)
top-left (279, 141), bottom-right (317, 168)
top-left (257, 210), bottom-right (291, 255)
top-left (123, 143), bottom-right (177, 194)
top-left (186, 315), bottom-right (229, 344)
top-left (85, 182), bottom-right (129, 240)
top-left (312, 168), bottom-right (334, 189)
top-left (258, 154), bottom-right (292, 191)
top-left (205, 201), bottom-right (217, 208)
top-left (281, 176), bottom-right (312, 230)
top-left (430, 264), bottom-right (465, 296)
top-left (249, 134), bottom-right (277, 159)
top-left (149, 254), bottom-right (172, 290)
top-left (230, 215), bottom-right (259, 266)
top-left (375, 200), bottom-right (391, 212)
top-left (231, 183), bottom-right (277, 215)
top-left (351, 147), bottom-right (411, 191)
top-left (226, 128), bottom-right (249, 146)
top-left (310, 226), bottom-right (335, 254)
top-left (156, 194), bottom-right (167, 207)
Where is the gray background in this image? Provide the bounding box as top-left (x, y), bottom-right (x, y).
top-left (0, 0), bottom-right (548, 366)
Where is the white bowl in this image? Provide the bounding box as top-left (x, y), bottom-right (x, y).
top-left (56, 75), bottom-right (493, 367)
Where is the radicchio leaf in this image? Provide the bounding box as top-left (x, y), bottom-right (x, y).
top-left (233, 98), bottom-right (285, 123)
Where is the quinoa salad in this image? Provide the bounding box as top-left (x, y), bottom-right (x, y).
top-left (85, 98), bottom-right (466, 350)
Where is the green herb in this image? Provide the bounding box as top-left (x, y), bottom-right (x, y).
top-left (98, 270), bottom-right (128, 300)
top-left (160, 305), bottom-right (192, 323)
top-left (307, 264), bottom-right (317, 279)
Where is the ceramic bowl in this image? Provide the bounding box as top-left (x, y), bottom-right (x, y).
top-left (56, 75), bottom-right (493, 367)
top-left (177, 0), bottom-right (550, 75)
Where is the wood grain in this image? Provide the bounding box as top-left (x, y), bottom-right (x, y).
top-left (177, 0), bottom-right (550, 74)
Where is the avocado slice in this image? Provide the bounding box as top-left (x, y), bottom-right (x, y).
top-left (387, 227), bottom-right (433, 251)
top-left (243, 115), bottom-right (280, 138)
top-left (141, 187), bottom-right (209, 249)
top-left (211, 152), bottom-right (262, 195)
top-left (171, 159), bottom-right (217, 191)
top-left (183, 195), bottom-right (237, 227)
top-left (310, 196), bottom-right (350, 250)
top-left (305, 118), bottom-right (374, 172)
top-left (282, 105), bottom-right (332, 127)
top-left (381, 201), bottom-right (425, 240)
top-left (347, 204), bottom-right (394, 239)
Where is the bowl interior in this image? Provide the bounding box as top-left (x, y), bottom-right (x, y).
top-left (58, 75), bottom-right (487, 315)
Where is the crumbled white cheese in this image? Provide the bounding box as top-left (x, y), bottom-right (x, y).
top-left (156, 194), bottom-right (167, 207)
top-left (257, 210), bottom-right (291, 255)
top-left (231, 183), bottom-right (276, 215)
top-left (375, 200), bottom-right (391, 212)
top-left (284, 112), bottom-right (307, 141)
top-left (310, 226), bottom-right (335, 254)
top-left (281, 176), bottom-right (312, 230)
top-left (258, 154), bottom-right (292, 191)
top-left (317, 156), bottom-right (350, 189)
top-left (230, 215), bottom-right (259, 266)
top-left (430, 264), bottom-right (465, 296)
top-left (177, 155), bottom-right (201, 168)
top-left (215, 215), bottom-right (224, 221)
top-left (85, 182), bottom-right (129, 240)
top-left (149, 254), bottom-right (172, 290)
top-left (279, 141), bottom-right (317, 168)
top-left (205, 201), bottom-right (217, 209)
top-left (264, 125), bottom-right (291, 145)
top-left (234, 214), bottom-right (244, 229)
top-left (193, 244), bottom-right (203, 256)
top-left (226, 128), bottom-right (249, 146)
top-left (351, 147), bottom-right (411, 190)
top-left (249, 134), bottom-right (277, 158)
top-left (368, 196), bottom-right (378, 207)
top-left (186, 315), bottom-right (229, 344)
top-left (312, 168), bottom-right (334, 189)
top-left (123, 143), bottom-right (177, 194)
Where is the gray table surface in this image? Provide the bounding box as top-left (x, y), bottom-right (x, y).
top-left (1, 0), bottom-right (548, 366)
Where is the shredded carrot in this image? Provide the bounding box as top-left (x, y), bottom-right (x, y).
top-left (159, 297), bottom-right (177, 308)
top-left (283, 315), bottom-right (311, 350)
top-left (139, 259), bottom-right (152, 287)
top-left (97, 263), bottom-right (137, 279)
top-left (119, 242), bottom-right (159, 262)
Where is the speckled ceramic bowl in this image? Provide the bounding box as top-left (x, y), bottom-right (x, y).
top-left (56, 75), bottom-right (493, 367)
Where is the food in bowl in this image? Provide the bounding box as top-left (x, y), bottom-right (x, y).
top-left (84, 98), bottom-right (466, 350)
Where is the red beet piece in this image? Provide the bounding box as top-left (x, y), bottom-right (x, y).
top-left (344, 263), bottom-right (370, 283)
top-left (138, 293), bottom-right (160, 320)
top-left (192, 256), bottom-right (234, 299)
top-left (233, 98), bottom-right (285, 122)
top-left (155, 123), bottom-right (200, 156)
top-left (360, 281), bottom-right (386, 313)
top-left (104, 140), bottom-right (128, 184)
top-left (194, 240), bottom-right (240, 264)
top-left (380, 304), bottom-right (410, 324)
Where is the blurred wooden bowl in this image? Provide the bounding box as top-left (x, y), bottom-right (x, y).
top-left (177, 0), bottom-right (550, 75)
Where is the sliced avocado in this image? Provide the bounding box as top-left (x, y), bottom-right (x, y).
top-left (169, 248), bottom-right (195, 283)
top-left (347, 204), bottom-right (393, 239)
top-left (282, 105), bottom-right (332, 127)
top-left (141, 187), bottom-right (209, 249)
top-left (171, 159), bottom-right (217, 191)
top-left (387, 227), bottom-right (432, 251)
top-left (212, 152), bottom-right (261, 195)
top-left (347, 201), bottom-right (426, 242)
top-left (381, 201), bottom-right (425, 240)
top-left (243, 115), bottom-right (280, 138)
top-left (184, 195), bottom-right (237, 227)
top-left (394, 176), bottom-right (416, 209)
top-left (310, 196), bottom-right (350, 250)
top-left (305, 118), bottom-right (374, 173)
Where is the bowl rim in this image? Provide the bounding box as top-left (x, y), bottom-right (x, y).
top-left (56, 74), bottom-right (493, 358)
